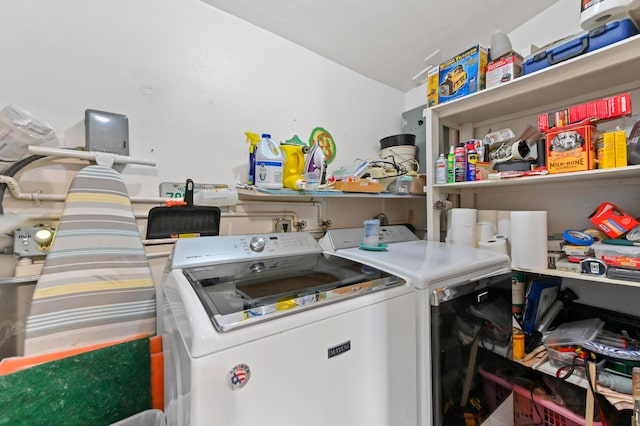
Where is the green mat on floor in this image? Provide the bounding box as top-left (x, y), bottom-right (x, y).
top-left (0, 338), bottom-right (151, 426)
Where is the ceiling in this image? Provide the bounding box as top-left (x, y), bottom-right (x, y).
top-left (202, 0), bottom-right (559, 92)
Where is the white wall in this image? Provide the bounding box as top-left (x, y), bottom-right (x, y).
top-left (0, 0), bottom-right (429, 279)
top-left (0, 0), bottom-right (406, 195)
top-left (508, 0), bottom-right (582, 56)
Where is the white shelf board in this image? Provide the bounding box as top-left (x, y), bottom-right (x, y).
top-left (513, 267), bottom-right (640, 288)
top-left (238, 188), bottom-right (425, 199)
top-left (433, 164), bottom-right (640, 192)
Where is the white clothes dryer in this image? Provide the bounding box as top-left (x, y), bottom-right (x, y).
top-left (320, 226), bottom-right (513, 426)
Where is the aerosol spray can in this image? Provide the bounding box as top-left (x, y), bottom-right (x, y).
top-left (435, 153), bottom-right (447, 184)
top-left (466, 142), bottom-right (478, 182)
top-left (454, 144), bottom-right (466, 182)
top-left (446, 146), bottom-right (455, 183)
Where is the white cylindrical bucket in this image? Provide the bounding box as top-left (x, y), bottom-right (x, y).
top-left (379, 145), bottom-right (418, 172)
top-left (580, 0), bottom-right (631, 29)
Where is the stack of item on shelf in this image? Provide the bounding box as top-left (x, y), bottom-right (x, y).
top-left (509, 281), bottom-right (640, 422)
top-left (542, 315), bottom-right (640, 398)
top-left (435, 91), bottom-right (637, 182)
top-left (524, 0), bottom-right (640, 76)
top-left (331, 133), bottom-right (425, 194)
top-left (542, 93), bottom-right (633, 175)
top-left (426, 36), bottom-right (520, 108)
top-left (547, 201), bottom-right (640, 283)
top-left (427, 0), bottom-right (640, 108)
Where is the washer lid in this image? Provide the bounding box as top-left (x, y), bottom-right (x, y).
top-left (183, 252), bottom-right (405, 332)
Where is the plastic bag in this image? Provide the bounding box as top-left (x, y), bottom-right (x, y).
top-left (0, 104), bottom-right (57, 162)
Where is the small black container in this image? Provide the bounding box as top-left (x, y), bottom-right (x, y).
top-left (379, 133), bottom-right (416, 150)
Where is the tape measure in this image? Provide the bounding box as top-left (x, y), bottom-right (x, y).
top-left (563, 230), bottom-right (595, 246)
top-left (627, 224), bottom-right (640, 241)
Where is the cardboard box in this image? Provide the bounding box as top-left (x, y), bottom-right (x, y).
top-left (589, 202), bottom-right (639, 238)
top-left (438, 44), bottom-right (488, 104)
top-left (596, 130), bottom-right (628, 169)
top-left (334, 179), bottom-right (382, 193)
top-left (596, 131), bottom-right (616, 169)
top-left (486, 52), bottom-right (523, 89)
top-left (538, 93), bottom-right (632, 132)
top-left (545, 122), bottom-right (596, 174)
top-left (615, 129), bottom-right (628, 167)
top-left (426, 67), bottom-right (439, 108)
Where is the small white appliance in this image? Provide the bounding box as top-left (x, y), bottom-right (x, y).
top-left (320, 225), bottom-right (513, 426)
top-left (160, 232), bottom-right (417, 426)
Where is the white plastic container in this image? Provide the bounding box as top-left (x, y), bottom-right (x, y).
top-left (255, 134), bottom-right (284, 189)
top-left (580, 0), bottom-right (631, 30)
top-left (363, 219), bottom-right (380, 247)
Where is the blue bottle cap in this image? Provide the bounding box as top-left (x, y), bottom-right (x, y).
top-left (261, 134), bottom-right (271, 138)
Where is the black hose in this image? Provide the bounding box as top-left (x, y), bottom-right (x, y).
top-left (0, 155), bottom-right (45, 215)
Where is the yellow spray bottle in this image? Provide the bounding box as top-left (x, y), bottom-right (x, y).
top-left (245, 132), bottom-right (260, 185)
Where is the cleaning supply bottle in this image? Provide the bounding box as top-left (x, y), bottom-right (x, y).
top-left (435, 153), bottom-right (447, 184)
top-left (245, 132), bottom-right (260, 185)
top-left (446, 146), bottom-right (455, 183)
top-left (454, 144), bottom-right (466, 182)
top-left (255, 134), bottom-right (284, 189)
top-left (466, 142), bottom-right (478, 182)
top-left (281, 144), bottom-right (310, 190)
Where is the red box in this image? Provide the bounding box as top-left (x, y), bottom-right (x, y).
top-left (589, 202), bottom-right (639, 238)
top-left (538, 93), bottom-right (632, 132)
top-left (545, 122), bottom-right (596, 174)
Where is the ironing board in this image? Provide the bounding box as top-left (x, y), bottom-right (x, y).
top-left (23, 165), bottom-right (156, 356)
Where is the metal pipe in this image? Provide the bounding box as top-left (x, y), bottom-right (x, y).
top-left (28, 145), bottom-right (156, 167)
top-left (0, 175), bottom-right (168, 204)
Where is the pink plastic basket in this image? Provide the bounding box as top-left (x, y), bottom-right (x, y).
top-left (512, 383), bottom-right (603, 426)
top-left (479, 367), bottom-right (512, 412)
top-left (479, 367), bottom-right (603, 426)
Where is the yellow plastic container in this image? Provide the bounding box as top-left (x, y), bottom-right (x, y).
top-left (281, 144), bottom-right (310, 190)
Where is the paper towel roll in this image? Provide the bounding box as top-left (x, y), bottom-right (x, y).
top-left (476, 222), bottom-right (495, 244)
top-left (478, 238), bottom-right (509, 255)
top-left (510, 211), bottom-right (548, 270)
top-left (450, 208), bottom-right (477, 227)
top-left (449, 225), bottom-right (477, 247)
top-left (497, 211), bottom-right (511, 238)
top-left (477, 210), bottom-right (498, 230)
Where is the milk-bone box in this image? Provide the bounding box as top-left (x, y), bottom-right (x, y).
top-left (545, 122), bottom-right (596, 174)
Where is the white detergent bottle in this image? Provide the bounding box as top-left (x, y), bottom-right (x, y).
top-left (255, 133), bottom-right (284, 189)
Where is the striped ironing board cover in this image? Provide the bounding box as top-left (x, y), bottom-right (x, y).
top-left (24, 165), bottom-right (156, 356)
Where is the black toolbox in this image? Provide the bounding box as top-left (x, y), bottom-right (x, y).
top-left (523, 19), bottom-right (639, 75)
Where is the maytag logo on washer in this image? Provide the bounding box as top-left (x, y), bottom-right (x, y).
top-left (328, 341), bottom-right (351, 359)
top-left (228, 363), bottom-right (251, 390)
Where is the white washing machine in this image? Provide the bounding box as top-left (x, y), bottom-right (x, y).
top-left (320, 226), bottom-right (514, 426)
top-left (160, 232), bottom-right (417, 426)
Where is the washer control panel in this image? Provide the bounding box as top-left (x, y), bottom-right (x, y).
top-left (170, 232), bottom-right (321, 269)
